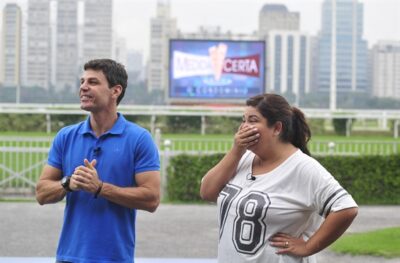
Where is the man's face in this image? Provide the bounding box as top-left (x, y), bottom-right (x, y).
top-left (79, 69), bottom-right (115, 112)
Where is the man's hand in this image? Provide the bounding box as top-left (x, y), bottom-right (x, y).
top-left (71, 159), bottom-right (102, 194)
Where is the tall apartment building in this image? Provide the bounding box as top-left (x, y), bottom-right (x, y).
top-left (317, 0), bottom-right (368, 93)
top-left (82, 0), bottom-right (112, 63)
top-left (148, 0), bottom-right (177, 92)
top-left (258, 4), bottom-right (299, 39)
top-left (372, 41), bottom-right (400, 99)
top-left (267, 31), bottom-right (312, 104)
top-left (56, 0), bottom-right (78, 91)
top-left (258, 4), bottom-right (301, 96)
top-left (127, 50), bottom-right (144, 82)
top-left (27, 0), bottom-right (51, 90)
top-left (127, 50), bottom-right (143, 74)
top-left (1, 3), bottom-right (22, 87)
top-left (113, 36), bottom-right (127, 67)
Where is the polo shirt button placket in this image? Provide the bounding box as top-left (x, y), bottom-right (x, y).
top-left (93, 141), bottom-right (102, 159)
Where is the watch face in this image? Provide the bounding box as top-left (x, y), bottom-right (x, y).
top-left (61, 176), bottom-right (71, 190)
top-left (61, 176), bottom-right (68, 185)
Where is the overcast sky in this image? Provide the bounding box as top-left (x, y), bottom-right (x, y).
top-left (1, 0), bottom-right (400, 58)
top-left (114, 0), bottom-right (400, 55)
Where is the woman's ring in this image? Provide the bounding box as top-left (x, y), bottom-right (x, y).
top-left (284, 241), bottom-right (289, 248)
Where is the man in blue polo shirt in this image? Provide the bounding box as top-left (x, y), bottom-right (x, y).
top-left (36, 58), bottom-right (160, 263)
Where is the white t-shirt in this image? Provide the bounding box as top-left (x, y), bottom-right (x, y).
top-left (217, 149), bottom-right (358, 263)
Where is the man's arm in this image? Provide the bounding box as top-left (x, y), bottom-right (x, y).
top-left (72, 160), bottom-right (160, 212)
top-left (99, 170), bottom-right (161, 212)
top-left (35, 164), bottom-right (66, 205)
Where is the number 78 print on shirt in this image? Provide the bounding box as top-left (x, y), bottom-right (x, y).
top-left (219, 184), bottom-right (271, 255)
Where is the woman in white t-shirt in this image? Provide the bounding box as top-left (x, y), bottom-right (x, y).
top-left (200, 93), bottom-right (358, 263)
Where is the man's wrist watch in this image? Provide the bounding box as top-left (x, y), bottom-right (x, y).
top-left (61, 176), bottom-right (72, 192)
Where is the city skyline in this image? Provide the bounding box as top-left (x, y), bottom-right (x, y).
top-left (1, 0), bottom-right (399, 60)
top-left (117, 0), bottom-right (400, 58)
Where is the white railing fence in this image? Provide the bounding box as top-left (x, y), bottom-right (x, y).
top-left (160, 138), bottom-right (400, 156)
top-left (0, 136), bottom-right (399, 197)
top-left (0, 137), bottom-right (52, 196)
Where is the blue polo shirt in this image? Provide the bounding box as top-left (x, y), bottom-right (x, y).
top-left (48, 113), bottom-right (160, 263)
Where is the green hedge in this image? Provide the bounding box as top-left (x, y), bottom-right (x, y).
top-left (167, 154), bottom-right (224, 202)
top-left (167, 154), bottom-right (400, 204)
top-left (0, 114), bottom-right (47, 132)
top-left (318, 155), bottom-right (400, 204)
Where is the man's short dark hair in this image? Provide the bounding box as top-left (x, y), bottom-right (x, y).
top-left (84, 58), bottom-right (128, 105)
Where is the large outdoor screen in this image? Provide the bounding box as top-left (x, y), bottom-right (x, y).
top-left (169, 39), bottom-right (265, 100)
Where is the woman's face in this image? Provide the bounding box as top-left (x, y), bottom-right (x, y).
top-left (242, 106), bottom-right (267, 128)
top-left (242, 106), bottom-right (278, 151)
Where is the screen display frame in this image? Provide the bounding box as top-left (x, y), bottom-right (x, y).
top-left (168, 39), bottom-right (266, 104)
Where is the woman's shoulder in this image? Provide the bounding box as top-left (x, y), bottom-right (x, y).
top-left (236, 150), bottom-right (254, 172)
top-left (240, 150), bottom-right (255, 164)
top-left (293, 150), bottom-right (330, 177)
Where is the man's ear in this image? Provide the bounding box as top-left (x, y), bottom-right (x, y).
top-left (111, 85), bottom-right (122, 99)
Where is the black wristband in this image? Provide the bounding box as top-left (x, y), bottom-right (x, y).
top-left (94, 180), bottom-right (103, 199)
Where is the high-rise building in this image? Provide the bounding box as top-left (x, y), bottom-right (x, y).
top-left (113, 36), bottom-right (127, 67)
top-left (127, 50), bottom-right (143, 74)
top-left (1, 3), bottom-right (22, 87)
top-left (371, 41), bottom-right (400, 99)
top-left (267, 30), bottom-right (312, 104)
top-left (258, 4), bottom-right (302, 97)
top-left (317, 0), bottom-right (368, 94)
top-left (56, 0), bottom-right (79, 91)
top-left (258, 4), bottom-right (299, 39)
top-left (148, 0), bottom-right (177, 92)
top-left (27, 0), bottom-right (51, 90)
top-left (82, 0), bottom-right (113, 63)
top-left (127, 50), bottom-right (144, 82)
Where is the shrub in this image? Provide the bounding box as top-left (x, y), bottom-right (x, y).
top-left (167, 153), bottom-right (223, 202)
top-left (332, 118), bottom-right (348, 136)
top-left (166, 153), bottom-right (400, 204)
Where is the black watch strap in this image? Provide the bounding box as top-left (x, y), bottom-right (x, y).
top-left (61, 176), bottom-right (72, 192)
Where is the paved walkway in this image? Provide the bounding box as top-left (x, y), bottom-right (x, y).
top-left (0, 259), bottom-right (216, 263)
top-left (0, 202), bottom-right (399, 262)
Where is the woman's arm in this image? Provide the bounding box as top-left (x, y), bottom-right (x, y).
top-left (304, 207), bottom-right (358, 255)
top-left (200, 124), bottom-right (259, 202)
top-left (200, 147), bottom-right (245, 202)
top-left (271, 207), bottom-right (358, 256)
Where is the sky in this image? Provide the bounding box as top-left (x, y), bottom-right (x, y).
top-left (114, 0), bottom-right (400, 56)
top-left (1, 0), bottom-right (400, 59)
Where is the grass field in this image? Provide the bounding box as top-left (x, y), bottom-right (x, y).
top-left (1, 131), bottom-right (399, 189)
top-left (2, 132), bottom-right (399, 181)
top-left (2, 131), bottom-right (400, 153)
top-left (162, 133), bottom-right (400, 153)
top-left (1, 131), bottom-right (400, 140)
top-left (331, 227), bottom-right (400, 258)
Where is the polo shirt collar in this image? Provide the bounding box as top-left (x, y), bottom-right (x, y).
top-left (79, 113), bottom-right (126, 136)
